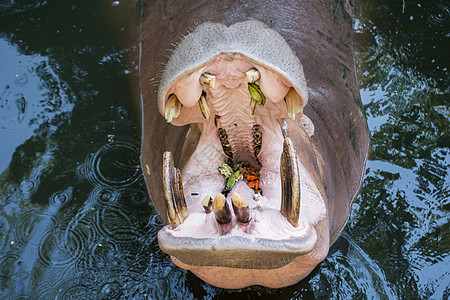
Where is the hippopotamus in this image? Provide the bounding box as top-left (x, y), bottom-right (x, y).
top-left (139, 0), bottom-right (369, 289)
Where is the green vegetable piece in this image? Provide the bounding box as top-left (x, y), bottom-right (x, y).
top-left (248, 83), bottom-right (266, 106)
top-left (226, 170), bottom-right (242, 190)
top-left (219, 163), bottom-right (233, 178)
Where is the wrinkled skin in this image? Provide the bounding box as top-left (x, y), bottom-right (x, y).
top-left (140, 0), bottom-right (368, 289)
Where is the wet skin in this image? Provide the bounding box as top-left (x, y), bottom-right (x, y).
top-left (140, 0), bottom-right (369, 288)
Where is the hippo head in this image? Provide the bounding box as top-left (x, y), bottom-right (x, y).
top-left (140, 19), bottom-right (368, 289)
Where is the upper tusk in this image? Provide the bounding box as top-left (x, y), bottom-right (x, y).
top-left (198, 92), bottom-right (210, 120)
top-left (164, 94), bottom-right (182, 123)
top-left (284, 88), bottom-right (303, 120)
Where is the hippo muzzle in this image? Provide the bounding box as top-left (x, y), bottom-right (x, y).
top-left (140, 3), bottom-right (369, 286)
top-left (145, 20), bottom-right (329, 288)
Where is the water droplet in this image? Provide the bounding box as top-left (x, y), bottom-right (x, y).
top-left (14, 73), bottom-right (28, 86)
top-left (50, 191), bottom-right (71, 206)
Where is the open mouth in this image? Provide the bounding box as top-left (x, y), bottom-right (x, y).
top-left (157, 48), bottom-right (326, 269)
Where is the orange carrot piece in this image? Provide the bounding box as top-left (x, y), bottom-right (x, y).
top-left (246, 175), bottom-right (259, 181)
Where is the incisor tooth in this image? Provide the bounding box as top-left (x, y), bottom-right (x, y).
top-left (284, 88), bottom-right (303, 120)
top-left (212, 194), bottom-right (232, 225)
top-left (280, 137), bottom-right (301, 227)
top-left (198, 93), bottom-right (210, 120)
top-left (200, 73), bottom-right (216, 88)
top-left (202, 195), bottom-right (213, 213)
top-left (231, 193), bottom-right (251, 224)
top-left (246, 68), bottom-right (260, 83)
top-left (164, 94), bottom-right (182, 123)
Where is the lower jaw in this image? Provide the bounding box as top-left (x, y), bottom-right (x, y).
top-left (157, 223), bottom-right (317, 269)
top-left (173, 258), bottom-right (316, 289)
top-left (169, 216), bottom-right (330, 289)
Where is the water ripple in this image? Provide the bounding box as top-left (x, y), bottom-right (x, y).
top-left (19, 179), bottom-right (38, 195)
top-left (83, 137), bottom-right (141, 188)
top-left (37, 225), bottom-right (87, 268)
top-left (0, 254), bottom-right (24, 281)
top-left (428, 5), bottom-right (449, 25)
top-left (97, 282), bottom-right (123, 299)
top-left (76, 238), bottom-right (121, 273)
top-left (13, 208), bottom-right (58, 246)
top-left (49, 191), bottom-right (71, 206)
top-left (0, 215), bottom-right (10, 239)
top-left (52, 279), bottom-right (95, 300)
top-left (93, 205), bottom-right (138, 243)
top-left (121, 187), bottom-right (148, 206)
top-left (90, 186), bottom-right (120, 207)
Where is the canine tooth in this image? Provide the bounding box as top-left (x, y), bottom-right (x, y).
top-left (284, 88), bottom-right (303, 120)
top-left (163, 151), bottom-right (189, 228)
top-left (246, 68), bottom-right (260, 83)
top-left (200, 72), bottom-right (215, 88)
top-left (280, 137), bottom-right (301, 227)
top-left (164, 94), bottom-right (182, 123)
top-left (202, 195), bottom-right (213, 213)
top-left (212, 194), bottom-right (232, 225)
top-left (198, 93), bottom-right (210, 120)
top-left (231, 193), bottom-right (251, 224)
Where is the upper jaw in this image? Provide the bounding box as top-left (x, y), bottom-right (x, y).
top-left (157, 20), bottom-right (308, 118)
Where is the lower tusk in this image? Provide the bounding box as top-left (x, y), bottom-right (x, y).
top-left (164, 94), bottom-right (182, 123)
top-left (280, 137), bottom-right (301, 227)
top-left (198, 92), bottom-right (210, 120)
top-left (284, 88), bottom-right (303, 120)
top-left (163, 151), bottom-right (189, 228)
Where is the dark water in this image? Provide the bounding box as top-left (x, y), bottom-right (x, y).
top-left (0, 0), bottom-right (448, 299)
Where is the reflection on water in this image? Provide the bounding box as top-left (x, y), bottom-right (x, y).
top-left (0, 39), bottom-right (74, 173)
top-left (0, 0), bottom-right (448, 299)
top-left (351, 1), bottom-right (449, 298)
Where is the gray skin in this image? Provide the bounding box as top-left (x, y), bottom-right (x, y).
top-left (140, 0), bottom-right (368, 289)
